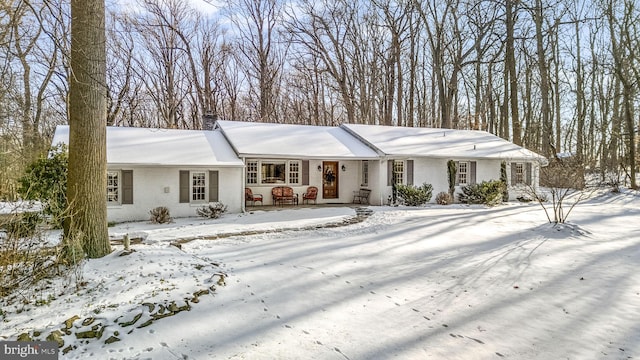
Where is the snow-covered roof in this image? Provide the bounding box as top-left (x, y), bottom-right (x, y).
top-left (342, 123), bottom-right (548, 164)
top-left (51, 125), bottom-right (243, 167)
top-left (215, 120), bottom-right (380, 159)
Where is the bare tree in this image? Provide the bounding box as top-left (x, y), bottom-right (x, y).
top-left (285, 0), bottom-right (358, 124)
top-left (227, 0), bottom-right (286, 123)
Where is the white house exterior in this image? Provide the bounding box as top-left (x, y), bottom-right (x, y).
top-left (52, 121), bottom-right (546, 222)
top-left (215, 120), bottom-right (380, 207)
top-left (341, 123), bottom-right (548, 203)
top-left (52, 126), bottom-right (244, 222)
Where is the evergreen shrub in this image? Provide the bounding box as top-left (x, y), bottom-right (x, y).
top-left (458, 180), bottom-right (506, 206)
top-left (395, 183), bottom-right (433, 206)
top-left (17, 145), bottom-right (68, 228)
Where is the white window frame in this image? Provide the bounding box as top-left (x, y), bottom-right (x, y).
top-left (288, 160), bottom-right (301, 185)
top-left (191, 171), bottom-right (207, 202)
top-left (457, 161), bottom-right (469, 185)
top-left (393, 160), bottom-right (404, 185)
top-left (260, 160), bottom-right (287, 184)
top-left (361, 160), bottom-right (369, 186)
top-left (246, 161), bottom-right (258, 184)
top-left (514, 163), bottom-right (525, 185)
top-left (246, 159), bottom-right (301, 185)
top-left (107, 171), bottom-right (120, 204)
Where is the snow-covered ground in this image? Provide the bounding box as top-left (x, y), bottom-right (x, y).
top-left (1, 190), bottom-right (639, 359)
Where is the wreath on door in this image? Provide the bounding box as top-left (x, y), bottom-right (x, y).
top-left (324, 169), bottom-right (335, 183)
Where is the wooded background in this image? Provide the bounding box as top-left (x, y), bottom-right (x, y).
top-left (1, 0), bottom-right (638, 198)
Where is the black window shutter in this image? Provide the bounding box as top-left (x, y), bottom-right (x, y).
top-left (302, 160), bottom-right (309, 185)
top-left (387, 160), bottom-right (393, 186)
top-left (179, 170), bottom-right (189, 203)
top-left (511, 163), bottom-right (517, 185)
top-left (407, 160), bottom-right (414, 186)
top-left (209, 171), bottom-right (219, 202)
top-left (525, 163), bottom-right (532, 185)
top-left (470, 161), bottom-right (477, 185)
top-left (122, 170), bottom-right (133, 204)
top-left (455, 161), bottom-right (460, 186)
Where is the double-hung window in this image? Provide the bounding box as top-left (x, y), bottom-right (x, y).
top-left (179, 170), bottom-right (218, 204)
top-left (246, 161), bottom-right (258, 184)
top-left (454, 161), bottom-right (476, 186)
top-left (457, 162), bottom-right (469, 185)
top-left (107, 170), bottom-right (133, 205)
top-left (361, 160), bottom-right (369, 186)
top-left (511, 162), bottom-right (531, 186)
top-left (107, 171), bottom-right (120, 204)
top-left (514, 163), bottom-right (525, 184)
top-left (288, 161), bottom-right (300, 185)
top-left (191, 172), bottom-right (207, 201)
top-left (393, 160), bottom-right (404, 185)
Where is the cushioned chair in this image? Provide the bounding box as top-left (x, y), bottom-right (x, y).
top-left (302, 186), bottom-right (318, 204)
top-left (245, 188), bottom-right (263, 206)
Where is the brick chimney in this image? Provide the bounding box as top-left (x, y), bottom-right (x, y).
top-left (202, 112), bottom-right (218, 131)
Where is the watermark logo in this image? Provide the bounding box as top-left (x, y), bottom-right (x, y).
top-left (1, 341), bottom-right (57, 359)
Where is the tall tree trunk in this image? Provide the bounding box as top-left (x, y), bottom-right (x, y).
top-left (534, 0), bottom-right (553, 156)
top-left (506, 0), bottom-right (521, 144)
top-left (66, 0), bottom-right (110, 258)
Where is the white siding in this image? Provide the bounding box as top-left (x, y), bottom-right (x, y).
top-left (107, 166), bottom-right (243, 222)
top-left (382, 158), bottom-right (504, 203)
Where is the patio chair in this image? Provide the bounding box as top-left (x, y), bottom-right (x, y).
top-left (302, 186), bottom-right (318, 204)
top-left (245, 188), bottom-right (263, 206)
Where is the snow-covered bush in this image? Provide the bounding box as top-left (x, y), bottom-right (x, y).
top-left (149, 206), bottom-right (172, 224)
top-left (394, 183), bottom-right (433, 206)
top-left (436, 191), bottom-right (453, 205)
top-left (458, 180), bottom-right (506, 206)
top-left (196, 203), bottom-right (227, 219)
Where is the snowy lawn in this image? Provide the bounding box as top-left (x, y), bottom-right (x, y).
top-left (1, 191), bottom-right (639, 359)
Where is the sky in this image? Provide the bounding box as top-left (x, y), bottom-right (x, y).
top-left (1, 187), bottom-right (638, 359)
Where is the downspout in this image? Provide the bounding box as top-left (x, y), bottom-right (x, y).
top-left (241, 156), bottom-right (246, 213)
top-left (379, 157), bottom-right (386, 206)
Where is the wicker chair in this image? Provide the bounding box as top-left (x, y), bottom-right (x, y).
top-left (302, 186), bottom-right (318, 204)
top-left (245, 188), bottom-right (263, 206)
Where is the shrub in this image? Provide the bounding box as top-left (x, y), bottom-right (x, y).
top-left (394, 183), bottom-right (433, 206)
top-left (500, 161), bottom-right (509, 201)
top-left (197, 203), bottom-right (227, 219)
top-left (149, 206), bottom-right (172, 224)
top-left (436, 191), bottom-right (453, 205)
top-left (17, 145), bottom-right (68, 228)
top-left (4, 212), bottom-right (43, 238)
top-left (458, 180), bottom-right (506, 206)
top-left (516, 195), bottom-right (533, 203)
top-left (447, 160), bottom-right (457, 198)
